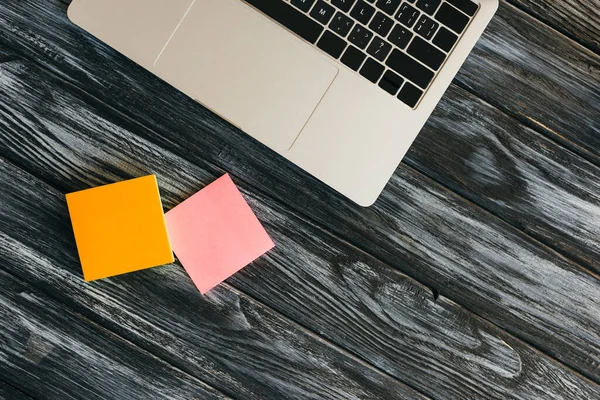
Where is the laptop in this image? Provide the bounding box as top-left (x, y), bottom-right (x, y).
top-left (68, 0), bottom-right (498, 206)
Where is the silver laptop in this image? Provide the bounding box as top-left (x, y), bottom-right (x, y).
top-left (68, 0), bottom-right (498, 206)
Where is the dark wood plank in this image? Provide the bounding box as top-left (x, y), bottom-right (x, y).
top-left (406, 84), bottom-right (600, 272)
top-left (0, 381), bottom-right (33, 400)
top-left (2, 20), bottom-right (599, 387)
top-left (456, 2), bottom-right (600, 164)
top-left (0, 181), bottom-right (425, 399)
top-left (0, 270), bottom-right (228, 400)
top-left (507, 0), bottom-right (600, 54)
top-left (1, 68), bottom-right (599, 399)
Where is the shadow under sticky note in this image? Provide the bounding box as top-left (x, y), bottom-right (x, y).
top-left (66, 175), bottom-right (174, 281)
top-left (165, 174), bottom-right (274, 294)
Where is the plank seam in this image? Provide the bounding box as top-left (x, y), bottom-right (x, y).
top-left (0, 377), bottom-right (37, 400)
top-left (452, 78), bottom-right (600, 170)
top-left (502, 0), bottom-right (600, 57)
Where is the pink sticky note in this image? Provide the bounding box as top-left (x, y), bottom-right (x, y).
top-left (165, 174), bottom-right (274, 294)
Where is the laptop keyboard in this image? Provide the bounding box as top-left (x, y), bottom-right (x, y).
top-left (243, 0), bottom-right (478, 108)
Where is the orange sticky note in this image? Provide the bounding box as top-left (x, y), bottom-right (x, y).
top-left (66, 175), bottom-right (174, 281)
top-left (165, 174), bottom-right (274, 294)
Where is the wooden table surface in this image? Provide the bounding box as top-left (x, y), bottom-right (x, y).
top-left (1, 0), bottom-right (599, 399)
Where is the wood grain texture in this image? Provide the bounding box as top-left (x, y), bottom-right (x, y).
top-left (0, 62), bottom-right (599, 399)
top-left (507, 0), bottom-right (600, 54)
top-left (0, 174), bottom-right (425, 399)
top-left (0, 381), bottom-right (33, 400)
top-left (1, 16), bottom-right (599, 386)
top-left (0, 0), bottom-right (599, 396)
top-left (456, 2), bottom-right (600, 164)
top-left (0, 269), bottom-right (228, 400)
top-left (406, 84), bottom-right (600, 272)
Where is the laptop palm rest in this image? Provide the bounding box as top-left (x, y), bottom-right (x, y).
top-left (153, 0), bottom-right (338, 151)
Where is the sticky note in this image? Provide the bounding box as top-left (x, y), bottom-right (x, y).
top-left (66, 175), bottom-right (174, 281)
top-left (165, 174), bottom-right (274, 294)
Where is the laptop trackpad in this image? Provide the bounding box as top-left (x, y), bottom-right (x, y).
top-left (153, 0), bottom-right (338, 151)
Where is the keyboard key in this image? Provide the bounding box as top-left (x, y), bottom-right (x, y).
top-left (291, 0), bottom-right (316, 13)
top-left (395, 3), bottom-right (420, 28)
top-left (415, 0), bottom-right (441, 15)
top-left (330, 12), bottom-right (355, 37)
top-left (375, 0), bottom-right (401, 16)
top-left (388, 24), bottom-right (412, 49)
top-left (386, 49), bottom-right (434, 88)
top-left (350, 1), bottom-right (376, 24)
top-left (360, 58), bottom-right (385, 82)
top-left (379, 70), bottom-right (404, 94)
top-left (341, 46), bottom-right (367, 70)
top-left (369, 12), bottom-right (394, 36)
top-left (317, 30), bottom-right (348, 58)
top-left (435, 3), bottom-right (470, 33)
top-left (397, 81), bottom-right (423, 107)
top-left (348, 24), bottom-right (373, 49)
top-left (367, 36), bottom-right (392, 61)
top-left (414, 15), bottom-right (439, 39)
top-left (244, 0), bottom-right (324, 43)
top-left (310, 1), bottom-right (336, 24)
top-left (331, 0), bottom-right (357, 12)
top-left (407, 36), bottom-right (445, 70)
top-left (432, 26), bottom-right (458, 52)
top-left (447, 0), bottom-right (478, 16)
